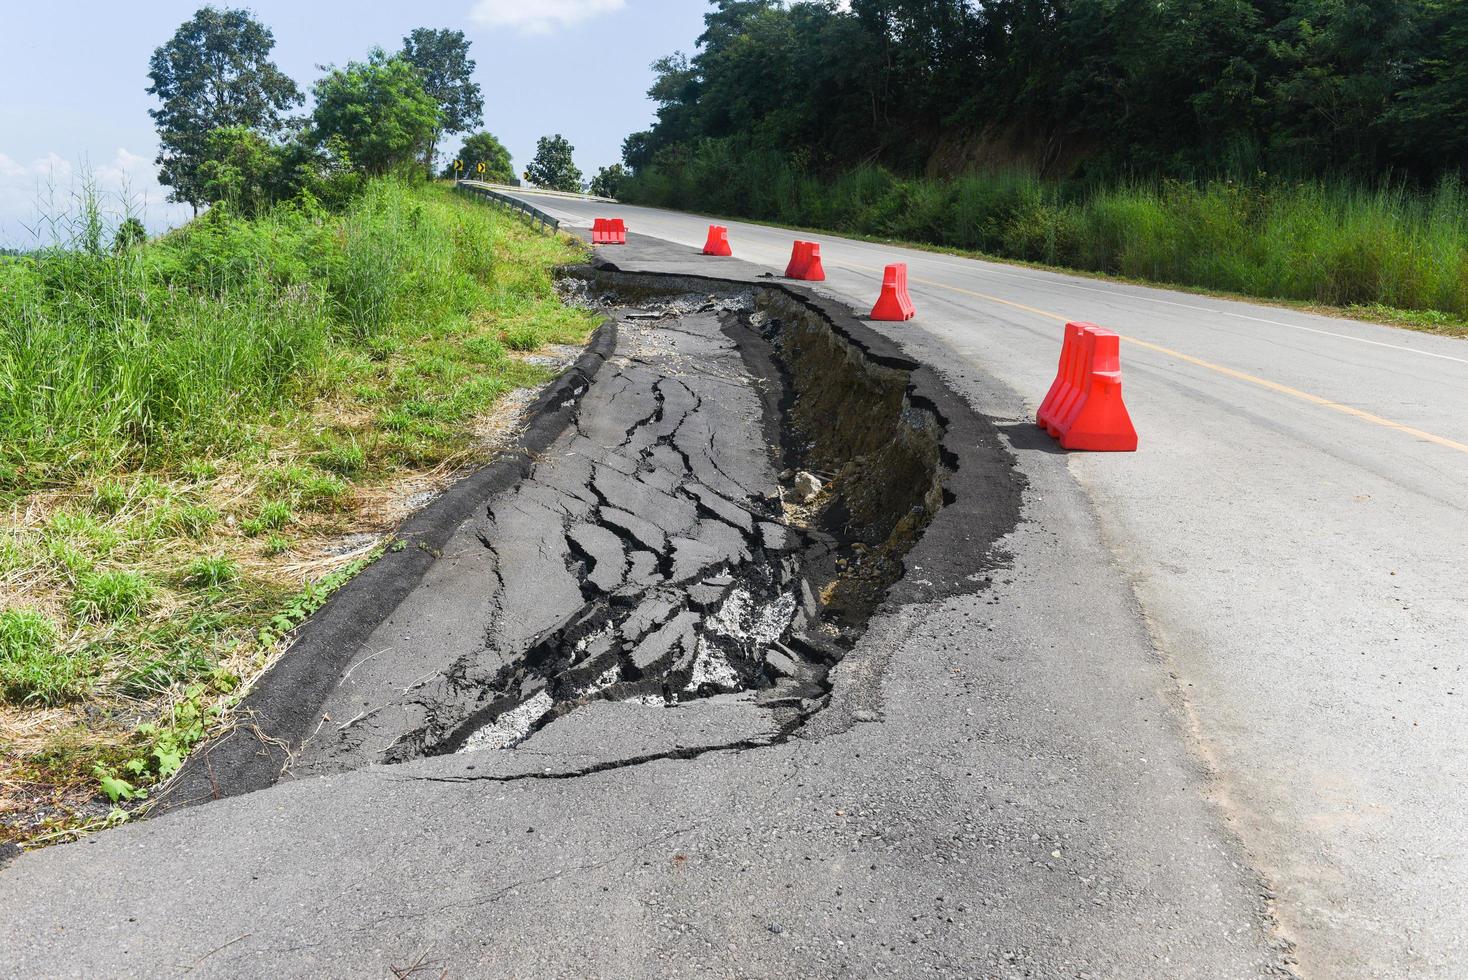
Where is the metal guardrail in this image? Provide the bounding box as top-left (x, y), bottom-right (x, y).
top-left (455, 181), bottom-right (560, 235)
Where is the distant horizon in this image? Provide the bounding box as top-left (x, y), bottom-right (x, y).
top-left (0, 0), bottom-right (707, 247)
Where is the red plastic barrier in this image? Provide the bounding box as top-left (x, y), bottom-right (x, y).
top-left (592, 218), bottom-right (626, 245)
top-left (870, 263), bottom-right (915, 321)
top-left (785, 240), bottom-right (810, 277)
top-left (1037, 321), bottom-right (1088, 430)
top-left (801, 243), bottom-right (826, 281)
top-left (702, 225), bottom-right (732, 256)
top-left (783, 241), bottom-right (826, 281)
top-left (1037, 323), bottom-right (1138, 452)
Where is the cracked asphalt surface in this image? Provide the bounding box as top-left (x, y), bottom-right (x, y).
top-left (0, 235), bottom-right (1293, 978)
top-left (287, 297), bottom-right (819, 778)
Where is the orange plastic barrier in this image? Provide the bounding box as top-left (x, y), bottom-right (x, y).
top-left (592, 218), bottom-right (626, 245)
top-left (785, 240), bottom-right (809, 277)
top-left (870, 263), bottom-right (915, 321)
top-left (1037, 322), bottom-right (1138, 452)
top-left (702, 225), bottom-right (732, 256)
top-left (783, 241), bottom-right (826, 281)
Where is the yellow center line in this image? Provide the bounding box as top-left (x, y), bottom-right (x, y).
top-left (893, 270), bottom-right (1468, 457)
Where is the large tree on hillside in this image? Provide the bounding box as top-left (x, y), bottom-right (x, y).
top-left (310, 50), bottom-right (441, 176)
top-left (445, 131), bottom-right (513, 182)
top-left (526, 135), bottom-right (583, 191)
top-left (400, 28), bottom-right (485, 177)
top-left (147, 6), bottom-right (302, 210)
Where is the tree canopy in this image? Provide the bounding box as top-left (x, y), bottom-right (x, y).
top-left (146, 6), bottom-right (302, 208)
top-left (447, 132), bottom-right (514, 183)
top-left (590, 164), bottom-right (628, 199)
top-left (400, 28), bottom-right (485, 175)
top-left (310, 50), bottom-right (441, 176)
top-left (626, 0), bottom-right (1468, 184)
top-left (526, 135), bottom-right (583, 192)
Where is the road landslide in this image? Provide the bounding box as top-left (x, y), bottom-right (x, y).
top-left (163, 265), bottom-right (1007, 801)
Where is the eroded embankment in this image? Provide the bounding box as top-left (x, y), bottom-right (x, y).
top-left (383, 271), bottom-right (953, 759)
top-left (163, 266), bottom-right (990, 803)
top-left (352, 274), bottom-right (952, 766)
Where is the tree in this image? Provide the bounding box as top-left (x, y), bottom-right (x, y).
top-left (400, 28), bottom-right (485, 176)
top-left (196, 125), bottom-right (284, 214)
top-left (112, 218), bottom-right (148, 253)
top-left (146, 7), bottom-right (302, 210)
top-left (445, 132), bottom-right (513, 183)
top-left (526, 135), bottom-right (582, 191)
top-left (590, 163), bottom-right (627, 199)
top-left (311, 50), bottom-right (441, 176)
top-left (1387, 0), bottom-right (1468, 172)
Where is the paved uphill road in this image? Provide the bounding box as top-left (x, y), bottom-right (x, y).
top-left (495, 187), bottom-right (1468, 978)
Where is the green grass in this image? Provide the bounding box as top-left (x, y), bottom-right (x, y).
top-left (0, 177), bottom-right (599, 842)
top-left (626, 149), bottom-right (1468, 328)
top-left (0, 609), bottom-right (88, 706)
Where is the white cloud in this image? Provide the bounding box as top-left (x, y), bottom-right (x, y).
top-left (468, 0), bottom-right (626, 33)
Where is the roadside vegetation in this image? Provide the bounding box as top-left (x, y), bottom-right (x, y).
top-left (0, 8), bottom-right (599, 844)
top-left (0, 178), bottom-right (595, 844)
top-left (620, 1), bottom-right (1468, 330)
top-left (630, 157), bottom-right (1468, 329)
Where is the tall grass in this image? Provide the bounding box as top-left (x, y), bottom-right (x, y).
top-left (0, 179), bottom-right (564, 492)
top-left (624, 146), bottom-right (1468, 320)
top-left (2, 177), bottom-right (598, 840)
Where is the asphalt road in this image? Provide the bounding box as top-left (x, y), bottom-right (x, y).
top-left (495, 188), bottom-right (1468, 978)
top-left (0, 186), bottom-right (1460, 978)
top-left (0, 234), bottom-right (1294, 978)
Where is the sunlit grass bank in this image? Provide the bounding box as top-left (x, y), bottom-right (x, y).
top-left (0, 180), bottom-right (597, 841)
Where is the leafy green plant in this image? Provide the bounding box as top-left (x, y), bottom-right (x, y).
top-left (258, 552), bottom-right (376, 648)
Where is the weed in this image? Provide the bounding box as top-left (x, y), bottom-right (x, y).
top-left (158, 503), bottom-right (219, 539)
top-left (0, 609), bottom-right (88, 706)
top-left (315, 438), bottom-right (367, 476)
top-left (241, 500), bottom-right (293, 537)
top-left (503, 324), bottom-right (540, 351)
top-left (70, 570), bottom-right (152, 622)
top-left (185, 555), bottom-right (238, 589)
top-left (90, 480), bottom-right (128, 515)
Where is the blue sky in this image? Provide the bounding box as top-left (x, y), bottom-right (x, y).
top-left (0, 0), bottom-right (708, 247)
